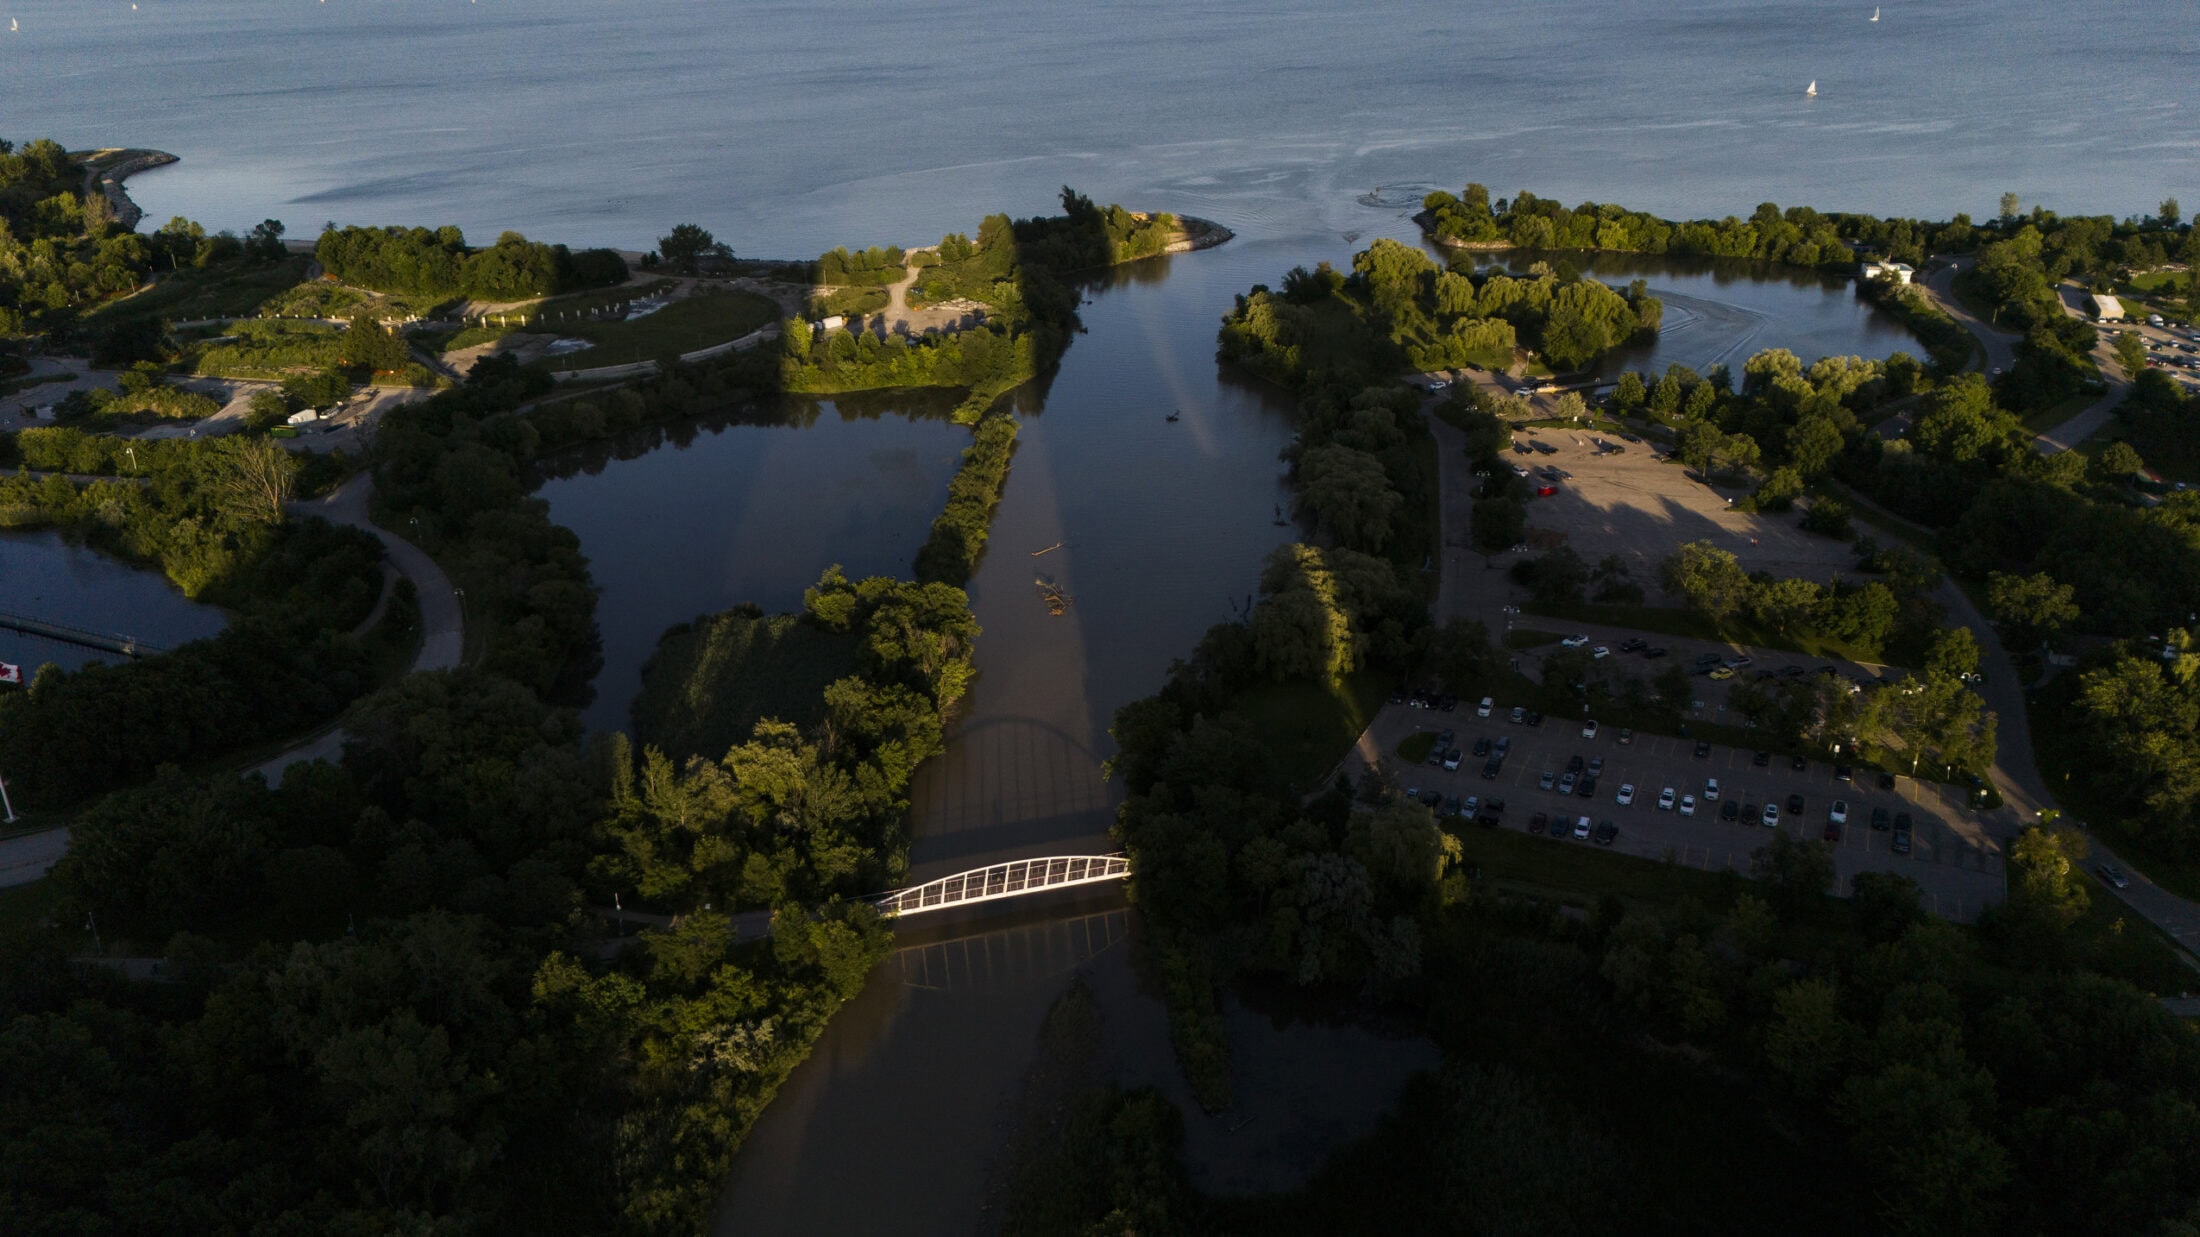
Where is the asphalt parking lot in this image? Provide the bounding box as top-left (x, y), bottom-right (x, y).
top-left (1352, 702), bottom-right (2007, 922)
top-left (1507, 430), bottom-right (1860, 591)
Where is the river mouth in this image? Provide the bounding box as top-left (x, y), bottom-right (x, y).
top-left (519, 219), bottom-right (1930, 1234)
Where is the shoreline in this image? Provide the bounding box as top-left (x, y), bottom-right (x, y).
top-left (69, 147), bottom-right (178, 232)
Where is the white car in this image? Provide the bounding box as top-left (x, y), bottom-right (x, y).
top-left (1657, 786), bottom-right (1676, 811)
top-left (1477, 696), bottom-right (1494, 718)
top-left (1703, 777), bottom-right (1721, 801)
top-left (1679, 794), bottom-right (1697, 817)
top-left (1829, 799), bottom-right (1849, 825)
top-left (1591, 645), bottom-right (1611, 659)
top-left (1561, 634), bottom-right (1591, 649)
top-left (1581, 719), bottom-right (1599, 739)
top-left (1616, 783), bottom-right (1636, 806)
top-left (1762, 802), bottom-right (1781, 827)
top-left (1572, 816), bottom-right (1593, 840)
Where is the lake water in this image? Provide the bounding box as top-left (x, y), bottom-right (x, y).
top-left (0, 529), bottom-right (229, 675)
top-left (8, 0), bottom-right (2192, 260)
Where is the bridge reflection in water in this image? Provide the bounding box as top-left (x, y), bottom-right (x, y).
top-left (890, 905), bottom-right (1130, 994)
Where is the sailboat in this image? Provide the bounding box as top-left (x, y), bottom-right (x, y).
top-left (1806, 80), bottom-right (1818, 97)
top-left (1870, 6), bottom-right (1880, 20)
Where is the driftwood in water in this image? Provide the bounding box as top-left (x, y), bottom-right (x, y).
top-left (1034, 575), bottom-right (1072, 615)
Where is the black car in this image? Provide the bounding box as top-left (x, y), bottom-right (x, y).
top-left (1696, 653), bottom-right (1724, 667)
top-left (1791, 754), bottom-right (1809, 772)
top-left (1477, 797), bottom-right (1507, 825)
top-left (1437, 728), bottom-right (1455, 747)
top-left (1870, 806), bottom-right (1891, 831)
top-left (1877, 771), bottom-right (1897, 790)
top-left (1593, 820), bottom-right (1618, 845)
top-left (1528, 811), bottom-right (1549, 834)
top-left (1473, 737), bottom-right (1492, 757)
top-left (1694, 740), bottom-right (1712, 758)
top-left (1525, 710), bottom-right (1544, 727)
top-left (1442, 796), bottom-right (1463, 816)
top-left (1891, 812), bottom-right (1914, 854)
top-left (1834, 764), bottom-right (1853, 782)
top-left (1567, 754), bottom-right (1585, 774)
top-left (1787, 793), bottom-right (1805, 815)
top-left (1619, 637), bottom-right (1647, 652)
top-left (1780, 665), bottom-right (1807, 679)
top-left (1741, 801), bottom-right (1759, 824)
top-left (1643, 646), bottom-right (1668, 658)
top-left (1482, 754), bottom-right (1506, 780)
top-left (1438, 694), bottom-right (1458, 712)
top-left (1426, 745), bottom-right (1448, 767)
top-left (1578, 775), bottom-right (1600, 798)
top-left (1720, 799), bottom-right (1740, 822)
top-left (1494, 736), bottom-right (1512, 756)
top-left (1752, 751), bottom-right (1772, 767)
top-left (1586, 756), bottom-right (1604, 776)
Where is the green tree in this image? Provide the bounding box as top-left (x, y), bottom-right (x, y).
top-left (2089, 439), bottom-right (2146, 484)
top-left (2113, 329), bottom-right (2150, 379)
top-left (1999, 191), bottom-right (2021, 223)
top-left (1754, 832), bottom-right (1835, 918)
top-left (2161, 197), bottom-right (2182, 228)
top-left (1662, 540), bottom-right (1752, 621)
top-left (1297, 444), bottom-right (1402, 552)
top-left (1986, 570), bottom-right (2079, 647)
top-left (657, 222), bottom-right (720, 273)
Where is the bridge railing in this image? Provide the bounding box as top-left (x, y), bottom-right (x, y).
top-left (873, 854), bottom-right (1129, 918)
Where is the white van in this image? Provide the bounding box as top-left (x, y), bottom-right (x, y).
top-left (2151, 314), bottom-right (2167, 327)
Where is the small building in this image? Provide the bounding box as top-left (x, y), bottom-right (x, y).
top-left (286, 409), bottom-right (320, 426)
top-left (2092, 293), bottom-right (2125, 321)
top-left (1860, 260), bottom-right (1914, 285)
top-left (818, 315), bottom-right (846, 334)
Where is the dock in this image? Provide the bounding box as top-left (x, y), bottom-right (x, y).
top-left (0, 610), bottom-right (165, 658)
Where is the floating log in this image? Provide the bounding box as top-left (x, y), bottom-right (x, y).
top-left (1030, 542), bottom-right (1063, 557)
top-left (1034, 575), bottom-right (1072, 616)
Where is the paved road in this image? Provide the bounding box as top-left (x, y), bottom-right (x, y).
top-left (2032, 281), bottom-right (2131, 454)
top-left (0, 827), bottom-right (70, 891)
top-left (1920, 258), bottom-right (2022, 375)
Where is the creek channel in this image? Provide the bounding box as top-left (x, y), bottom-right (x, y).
top-left (530, 221), bottom-right (1920, 1233)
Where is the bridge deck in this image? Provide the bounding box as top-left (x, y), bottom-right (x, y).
top-left (875, 854), bottom-right (1129, 917)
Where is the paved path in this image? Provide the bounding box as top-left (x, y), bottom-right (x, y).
top-left (546, 321), bottom-right (779, 383)
top-left (0, 827), bottom-right (70, 890)
top-left (250, 472), bottom-right (463, 785)
top-left (2032, 280), bottom-right (2131, 454)
top-left (1920, 258), bottom-right (2022, 375)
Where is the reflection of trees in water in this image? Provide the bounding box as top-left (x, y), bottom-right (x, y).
top-left (526, 387), bottom-right (966, 482)
top-left (892, 905), bottom-right (1131, 993)
top-left (1491, 247), bottom-right (1843, 292)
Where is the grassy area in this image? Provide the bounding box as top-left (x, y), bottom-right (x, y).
top-left (1448, 821), bottom-right (1739, 910)
top-left (1525, 599), bottom-right (1893, 666)
top-left (2021, 390), bottom-right (2094, 434)
top-left (629, 610), bottom-right (863, 762)
top-left (82, 257), bottom-right (314, 326)
top-left (1396, 732), bottom-right (1438, 764)
top-left (1226, 669), bottom-right (1390, 791)
top-left (2071, 887), bottom-right (2198, 994)
top-left (0, 879), bottom-right (59, 935)
top-left (531, 290), bottom-right (779, 369)
top-left (181, 319), bottom-right (350, 379)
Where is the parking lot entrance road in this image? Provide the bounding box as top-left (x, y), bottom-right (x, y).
top-left (1348, 701), bottom-right (2008, 922)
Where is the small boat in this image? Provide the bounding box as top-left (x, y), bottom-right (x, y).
top-left (1870, 6), bottom-right (1880, 20)
top-left (1165, 408), bottom-right (1181, 422)
top-left (1806, 80), bottom-right (1818, 97)
top-left (1272, 503), bottom-right (1290, 527)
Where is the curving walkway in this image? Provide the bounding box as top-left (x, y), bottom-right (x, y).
top-left (250, 471), bottom-right (463, 785)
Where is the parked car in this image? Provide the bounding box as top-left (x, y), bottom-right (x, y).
top-left (1791, 754), bottom-right (1809, 772)
top-left (1695, 652), bottom-right (1724, 667)
top-left (1427, 744), bottom-right (1449, 767)
top-left (1617, 783), bottom-right (1636, 806)
top-left (1870, 806), bottom-right (1890, 831)
top-left (1536, 484), bottom-right (1559, 497)
top-left (1577, 775), bottom-right (1599, 798)
top-left (1823, 817), bottom-right (1842, 842)
top-left (1891, 815), bottom-right (1913, 854)
top-left (1617, 727), bottom-right (1634, 744)
top-left (1593, 820), bottom-right (1618, 846)
top-left (1762, 802), bottom-right (1781, 827)
top-left (1482, 754), bottom-right (1506, 780)
top-left (1591, 645), bottom-right (1611, 659)
top-left (1619, 637), bottom-right (1646, 652)
top-left (1529, 811), bottom-right (1549, 834)
top-left (1703, 777), bottom-right (1720, 800)
top-left (1493, 736), bottom-right (1511, 756)
top-left (1581, 719), bottom-right (1599, 739)
top-left (1538, 769), bottom-right (1556, 790)
top-left (1679, 794), bottom-right (1697, 817)
top-left (1586, 756), bottom-right (1604, 776)
top-left (2098, 862), bottom-right (2130, 889)
top-left (1462, 796), bottom-right (1480, 818)
top-left (1752, 750), bottom-right (1772, 767)
top-left (1708, 666), bottom-right (1736, 680)
top-left (1828, 800), bottom-right (1849, 826)
top-left (1834, 765), bottom-right (1853, 783)
top-left (1642, 646), bottom-right (1668, 658)
top-left (1437, 728), bottom-right (1454, 747)
top-left (1567, 755), bottom-right (1585, 773)
top-left (1561, 635), bottom-right (1591, 649)
top-left (1720, 799), bottom-right (1740, 822)
top-left (1657, 786), bottom-right (1677, 811)
top-left (1442, 748), bottom-right (1462, 771)
top-left (1509, 706), bottom-right (1526, 724)
top-left (1694, 740), bottom-right (1712, 758)
top-left (1724, 655), bottom-right (1753, 669)
top-left (1477, 696), bottom-right (1494, 717)
top-left (1557, 772), bottom-right (1578, 795)
top-left (1572, 816), bottom-right (1593, 840)
top-left (1787, 793), bottom-right (1806, 815)
top-left (1525, 710), bottom-right (1543, 727)
top-left (1877, 771), bottom-right (1897, 790)
top-left (1472, 737), bottom-right (1492, 757)
top-left (1477, 798), bottom-right (1506, 825)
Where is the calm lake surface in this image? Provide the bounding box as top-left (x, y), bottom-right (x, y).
top-left (10, 0), bottom-right (2193, 258)
top-left (0, 530), bottom-right (228, 675)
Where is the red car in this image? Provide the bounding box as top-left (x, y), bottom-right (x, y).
top-left (1536, 484), bottom-right (1558, 497)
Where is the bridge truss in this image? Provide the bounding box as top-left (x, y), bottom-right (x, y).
top-left (874, 854), bottom-right (1129, 918)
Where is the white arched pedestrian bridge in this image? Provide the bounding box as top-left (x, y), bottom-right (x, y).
top-left (873, 854), bottom-right (1129, 918)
